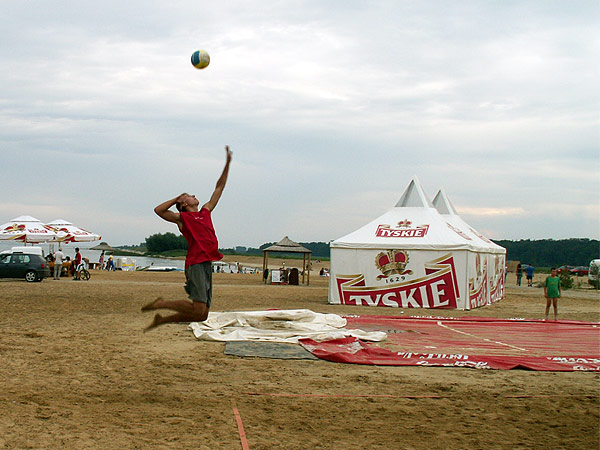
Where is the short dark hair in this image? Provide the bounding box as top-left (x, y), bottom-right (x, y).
top-left (176, 192), bottom-right (189, 212)
top-left (551, 267), bottom-right (557, 271)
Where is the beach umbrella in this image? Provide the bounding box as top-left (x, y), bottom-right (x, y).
top-left (0, 216), bottom-right (59, 243)
top-left (46, 219), bottom-right (101, 243)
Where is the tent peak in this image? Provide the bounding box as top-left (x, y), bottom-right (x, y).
top-left (47, 219), bottom-right (74, 225)
top-left (10, 215), bottom-right (41, 222)
top-left (432, 189), bottom-right (458, 215)
top-left (395, 176), bottom-right (433, 208)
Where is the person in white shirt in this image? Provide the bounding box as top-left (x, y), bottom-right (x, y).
top-left (54, 248), bottom-right (64, 280)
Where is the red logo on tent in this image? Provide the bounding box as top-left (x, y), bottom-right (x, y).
top-left (469, 226), bottom-right (493, 244)
top-left (375, 249), bottom-right (412, 279)
top-left (469, 257), bottom-right (488, 309)
top-left (376, 222), bottom-right (429, 238)
top-left (336, 254), bottom-right (459, 309)
top-left (446, 223), bottom-right (472, 240)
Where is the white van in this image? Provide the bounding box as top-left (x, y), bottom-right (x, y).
top-left (589, 259), bottom-right (600, 286)
top-left (0, 246), bottom-right (45, 257)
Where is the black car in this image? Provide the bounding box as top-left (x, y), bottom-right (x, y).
top-left (0, 251), bottom-right (51, 282)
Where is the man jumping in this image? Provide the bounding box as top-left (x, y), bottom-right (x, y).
top-left (142, 146), bottom-right (232, 331)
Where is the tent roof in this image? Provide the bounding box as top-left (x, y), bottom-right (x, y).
top-left (10, 215), bottom-right (42, 222)
top-left (331, 178), bottom-right (505, 254)
top-left (432, 189), bottom-right (505, 252)
top-left (263, 236), bottom-right (311, 253)
top-left (46, 219), bottom-right (74, 226)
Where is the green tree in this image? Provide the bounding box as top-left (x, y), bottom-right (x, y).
top-left (493, 238), bottom-right (598, 267)
top-left (558, 271), bottom-right (574, 290)
top-left (145, 232), bottom-right (187, 253)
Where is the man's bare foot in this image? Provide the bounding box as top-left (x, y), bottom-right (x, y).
top-left (143, 313), bottom-right (164, 333)
top-left (141, 297), bottom-right (164, 312)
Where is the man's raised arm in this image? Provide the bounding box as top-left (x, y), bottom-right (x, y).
top-left (202, 146), bottom-right (233, 212)
top-left (154, 196), bottom-right (183, 225)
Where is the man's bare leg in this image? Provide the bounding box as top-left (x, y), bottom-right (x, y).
top-left (142, 297), bottom-right (200, 314)
top-left (143, 301), bottom-right (209, 332)
top-left (142, 297), bottom-right (210, 316)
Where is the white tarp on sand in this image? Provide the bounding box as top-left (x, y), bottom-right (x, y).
top-left (189, 309), bottom-right (387, 343)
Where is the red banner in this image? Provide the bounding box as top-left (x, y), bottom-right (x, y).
top-left (300, 337), bottom-right (600, 371)
top-left (336, 255), bottom-right (460, 309)
top-left (299, 316), bottom-right (600, 371)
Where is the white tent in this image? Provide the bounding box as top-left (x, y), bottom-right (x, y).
top-left (328, 177), bottom-right (506, 310)
top-left (431, 189), bottom-right (506, 308)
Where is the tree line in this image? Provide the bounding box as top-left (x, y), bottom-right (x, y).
top-left (144, 233), bottom-right (598, 266)
top-left (492, 238), bottom-right (598, 267)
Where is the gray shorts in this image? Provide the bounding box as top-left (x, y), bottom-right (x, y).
top-left (184, 262), bottom-right (213, 307)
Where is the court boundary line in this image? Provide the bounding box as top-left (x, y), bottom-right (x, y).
top-left (436, 320), bottom-right (529, 352)
top-left (232, 402), bottom-right (250, 450)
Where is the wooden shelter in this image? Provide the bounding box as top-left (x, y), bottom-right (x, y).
top-left (262, 236), bottom-right (312, 286)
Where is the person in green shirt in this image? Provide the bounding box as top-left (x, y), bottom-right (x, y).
top-left (544, 267), bottom-right (561, 321)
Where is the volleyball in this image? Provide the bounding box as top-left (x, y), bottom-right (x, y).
top-left (191, 50), bottom-right (210, 69)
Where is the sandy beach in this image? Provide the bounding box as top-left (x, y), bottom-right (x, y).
top-left (1, 257), bottom-right (598, 449)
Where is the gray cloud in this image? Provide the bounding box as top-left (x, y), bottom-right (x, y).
top-left (1, 1), bottom-right (598, 246)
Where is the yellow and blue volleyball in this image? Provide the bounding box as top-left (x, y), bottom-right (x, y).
top-left (191, 50), bottom-right (210, 69)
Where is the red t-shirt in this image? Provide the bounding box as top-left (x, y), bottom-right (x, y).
top-left (180, 209), bottom-right (223, 267)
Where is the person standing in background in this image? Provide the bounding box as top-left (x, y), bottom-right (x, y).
top-left (544, 268), bottom-right (561, 321)
top-left (54, 248), bottom-right (64, 280)
top-left (107, 254), bottom-right (115, 271)
top-left (525, 265), bottom-right (534, 287)
top-left (73, 247), bottom-right (82, 280)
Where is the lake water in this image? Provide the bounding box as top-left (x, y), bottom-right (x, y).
top-left (0, 241), bottom-right (185, 271)
top-left (99, 254), bottom-right (185, 270)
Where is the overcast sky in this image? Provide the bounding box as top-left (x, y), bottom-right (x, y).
top-left (1, 1), bottom-right (598, 247)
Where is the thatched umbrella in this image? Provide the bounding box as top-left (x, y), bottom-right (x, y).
top-left (262, 236), bottom-right (312, 285)
top-left (89, 242), bottom-right (116, 251)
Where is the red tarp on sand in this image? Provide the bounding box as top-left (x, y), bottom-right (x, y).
top-left (299, 316), bottom-right (600, 371)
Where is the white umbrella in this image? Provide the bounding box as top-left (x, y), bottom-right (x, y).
top-left (0, 216), bottom-right (59, 243)
top-left (46, 219), bottom-right (101, 243)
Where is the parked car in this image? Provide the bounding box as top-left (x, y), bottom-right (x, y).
top-left (557, 265), bottom-right (575, 273)
top-left (570, 266), bottom-right (589, 277)
top-left (0, 249), bottom-right (51, 282)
